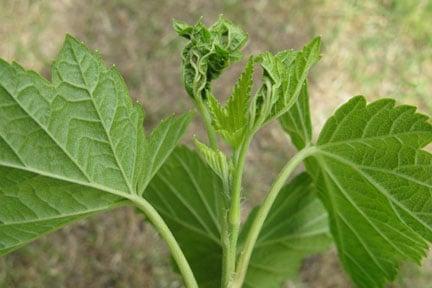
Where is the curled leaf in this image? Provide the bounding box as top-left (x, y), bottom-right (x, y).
top-left (174, 16), bottom-right (248, 99)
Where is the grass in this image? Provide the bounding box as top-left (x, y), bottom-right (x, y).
top-left (0, 0), bottom-right (431, 287)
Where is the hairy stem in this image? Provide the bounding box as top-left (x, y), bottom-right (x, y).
top-left (195, 96), bottom-right (218, 149)
top-left (221, 209), bottom-right (230, 287)
top-left (231, 146), bottom-right (317, 288)
top-left (221, 172), bottom-right (232, 287)
top-left (224, 134), bottom-right (253, 286)
top-left (131, 196), bottom-right (198, 288)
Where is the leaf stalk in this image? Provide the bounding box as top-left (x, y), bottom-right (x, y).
top-left (131, 196), bottom-right (199, 288)
top-left (224, 133), bottom-right (253, 286)
top-left (230, 145), bottom-right (318, 288)
top-left (195, 96), bottom-right (218, 150)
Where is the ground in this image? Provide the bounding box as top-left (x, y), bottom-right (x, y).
top-left (0, 0), bottom-right (431, 287)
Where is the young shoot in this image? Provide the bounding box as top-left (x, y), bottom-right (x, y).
top-left (0, 16), bottom-right (431, 288)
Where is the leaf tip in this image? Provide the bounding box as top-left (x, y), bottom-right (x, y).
top-left (64, 33), bottom-right (79, 46)
top-left (350, 95), bottom-right (367, 104)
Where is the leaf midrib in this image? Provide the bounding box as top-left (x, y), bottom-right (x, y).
top-left (256, 228), bottom-right (329, 248)
top-left (321, 158), bottom-right (412, 260)
top-left (318, 131), bottom-right (431, 148)
top-left (271, 47), bottom-right (316, 121)
top-left (259, 196), bottom-right (319, 242)
top-left (317, 148), bottom-right (432, 233)
top-left (0, 160), bottom-right (132, 200)
top-left (68, 45), bottom-right (135, 195)
top-left (0, 201), bottom-right (126, 226)
top-left (156, 171), bottom-right (219, 239)
top-left (173, 152), bottom-right (221, 233)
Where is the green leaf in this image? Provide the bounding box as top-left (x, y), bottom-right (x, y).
top-left (208, 58), bottom-right (254, 147)
top-left (253, 38), bottom-right (320, 127)
top-left (194, 138), bottom-right (231, 189)
top-left (310, 96), bottom-right (432, 288)
top-left (0, 168), bottom-right (125, 255)
top-left (240, 173), bottom-right (332, 288)
top-left (139, 113), bottom-right (192, 193)
top-left (0, 35), bottom-right (190, 255)
top-left (174, 16), bottom-right (248, 99)
top-left (146, 147), bottom-right (225, 288)
top-left (279, 82), bottom-right (312, 150)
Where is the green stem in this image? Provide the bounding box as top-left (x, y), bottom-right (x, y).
top-left (131, 196), bottom-right (198, 288)
top-left (231, 146), bottom-right (317, 288)
top-left (220, 169), bottom-right (232, 287)
top-left (225, 134), bottom-right (253, 286)
top-left (195, 96), bottom-right (218, 149)
top-left (221, 209), bottom-right (230, 287)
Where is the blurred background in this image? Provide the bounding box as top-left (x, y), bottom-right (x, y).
top-left (0, 0), bottom-right (431, 287)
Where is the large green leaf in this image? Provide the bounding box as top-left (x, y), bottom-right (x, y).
top-left (146, 147), bottom-right (225, 288)
top-left (310, 96), bottom-right (432, 288)
top-left (0, 168), bottom-right (124, 255)
top-left (241, 173), bottom-right (332, 288)
top-left (0, 35), bottom-right (190, 255)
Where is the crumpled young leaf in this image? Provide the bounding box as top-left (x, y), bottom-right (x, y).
top-left (174, 16), bottom-right (248, 99)
top-left (0, 35), bottom-right (191, 255)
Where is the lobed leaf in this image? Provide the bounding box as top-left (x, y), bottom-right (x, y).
top-left (0, 35), bottom-right (190, 255)
top-left (310, 96), bottom-right (432, 288)
top-left (139, 113), bottom-right (192, 194)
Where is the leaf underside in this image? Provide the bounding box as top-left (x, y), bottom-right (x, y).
top-left (255, 37), bottom-right (320, 125)
top-left (241, 173), bottom-right (332, 288)
top-left (310, 96), bottom-right (432, 288)
top-left (280, 82), bottom-right (312, 150)
top-left (0, 35), bottom-right (190, 255)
